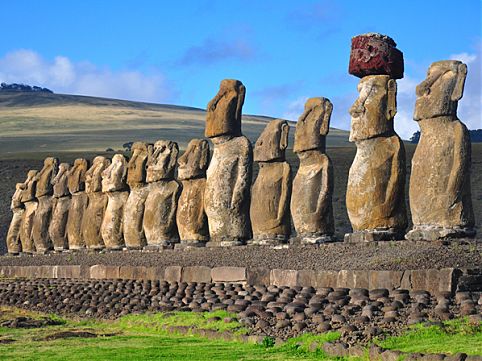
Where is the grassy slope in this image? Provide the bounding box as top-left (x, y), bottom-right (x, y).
top-left (0, 92), bottom-right (350, 156)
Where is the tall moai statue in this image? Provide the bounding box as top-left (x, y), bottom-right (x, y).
top-left (250, 119), bottom-right (292, 245)
top-left (176, 139), bottom-right (210, 248)
top-left (66, 158), bottom-right (89, 250)
top-left (204, 79), bottom-right (253, 246)
top-left (6, 183), bottom-right (24, 254)
top-left (291, 98), bottom-right (335, 244)
top-left (49, 162), bottom-right (71, 251)
top-left (82, 156), bottom-right (110, 250)
top-left (406, 60), bottom-right (475, 240)
top-left (101, 154), bottom-right (129, 250)
top-left (124, 142), bottom-right (152, 249)
top-left (32, 157), bottom-right (59, 253)
top-left (345, 33), bottom-right (407, 242)
top-left (143, 140), bottom-right (181, 249)
top-left (18, 170), bottom-right (38, 253)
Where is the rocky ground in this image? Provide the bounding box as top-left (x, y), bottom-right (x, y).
top-left (0, 278), bottom-right (480, 347)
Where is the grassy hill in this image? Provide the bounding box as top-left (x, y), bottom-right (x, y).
top-left (0, 92), bottom-right (350, 158)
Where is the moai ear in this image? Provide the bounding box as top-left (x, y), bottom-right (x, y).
top-left (386, 79), bottom-right (397, 119)
top-left (452, 63), bottom-right (467, 101)
top-left (320, 100), bottom-right (333, 135)
top-left (168, 142), bottom-right (179, 171)
top-left (280, 123), bottom-right (289, 151)
top-left (199, 140), bottom-right (210, 170)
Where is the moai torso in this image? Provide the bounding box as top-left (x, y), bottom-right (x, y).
top-left (291, 98), bottom-right (334, 243)
top-left (345, 75), bottom-right (407, 240)
top-left (204, 79), bottom-right (252, 245)
top-left (143, 140), bottom-right (181, 247)
top-left (408, 61), bottom-right (474, 239)
top-left (19, 170), bottom-right (38, 253)
top-left (49, 163), bottom-right (72, 250)
top-left (250, 119), bottom-right (291, 244)
top-left (176, 139), bottom-right (210, 245)
top-left (6, 183), bottom-right (24, 254)
top-left (66, 158), bottom-right (89, 249)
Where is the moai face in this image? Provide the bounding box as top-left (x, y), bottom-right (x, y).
top-left (102, 154), bottom-right (128, 192)
top-left (20, 170), bottom-right (38, 203)
top-left (67, 158), bottom-right (89, 194)
top-left (35, 157), bottom-right (59, 197)
top-left (177, 139), bottom-right (210, 180)
top-left (146, 140), bottom-right (179, 182)
top-left (349, 75), bottom-right (397, 142)
top-left (254, 119), bottom-right (289, 162)
top-left (414, 60), bottom-right (467, 121)
top-left (11, 183), bottom-right (24, 209)
top-left (293, 97), bottom-right (332, 153)
top-left (52, 162), bottom-right (71, 197)
top-left (205, 79), bottom-right (246, 138)
top-left (85, 156), bottom-right (111, 193)
top-left (127, 142), bottom-right (152, 187)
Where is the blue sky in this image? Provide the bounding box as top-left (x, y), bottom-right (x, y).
top-left (0, 0), bottom-right (480, 137)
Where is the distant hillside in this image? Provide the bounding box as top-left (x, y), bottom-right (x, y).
top-left (0, 82), bottom-right (53, 93)
top-left (0, 92), bottom-right (351, 158)
top-left (410, 130), bottom-right (482, 143)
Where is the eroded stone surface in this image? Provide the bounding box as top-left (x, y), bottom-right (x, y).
top-left (407, 60), bottom-right (475, 240)
top-left (66, 158), bottom-right (89, 250)
top-left (67, 158), bottom-right (89, 194)
top-left (6, 183), bottom-right (24, 254)
top-left (49, 163), bottom-right (71, 251)
top-left (18, 170), bottom-right (38, 254)
top-left (34, 157), bottom-right (58, 198)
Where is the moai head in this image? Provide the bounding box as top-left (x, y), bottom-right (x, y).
top-left (254, 119), bottom-right (289, 162)
top-left (414, 60), bottom-right (467, 121)
top-left (20, 170), bottom-right (38, 202)
top-left (293, 97), bottom-right (332, 153)
top-left (146, 140), bottom-right (179, 182)
top-left (177, 139), bottom-right (210, 180)
top-left (52, 162), bottom-right (71, 198)
top-left (11, 183), bottom-right (24, 209)
top-left (127, 142), bottom-right (152, 187)
top-left (349, 75), bottom-right (397, 142)
top-left (67, 158), bottom-right (89, 194)
top-left (35, 157), bottom-right (59, 197)
top-left (85, 156), bottom-right (111, 193)
top-left (101, 154), bottom-right (128, 192)
top-left (205, 79), bottom-right (246, 139)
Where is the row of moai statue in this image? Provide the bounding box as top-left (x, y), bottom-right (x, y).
top-left (5, 33), bottom-right (475, 255)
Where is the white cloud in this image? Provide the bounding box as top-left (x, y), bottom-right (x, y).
top-left (282, 96), bottom-right (309, 121)
top-left (450, 52), bottom-right (477, 65)
top-left (0, 49), bottom-right (173, 103)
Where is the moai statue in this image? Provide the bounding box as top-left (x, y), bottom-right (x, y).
top-left (101, 154), bottom-right (128, 250)
top-left (31, 157), bottom-right (59, 253)
top-left (406, 60), bottom-right (475, 240)
top-left (250, 119), bottom-right (291, 245)
top-left (176, 139), bottom-right (210, 248)
top-left (124, 142), bottom-right (152, 249)
top-left (143, 140), bottom-right (181, 249)
top-left (6, 183), bottom-right (24, 254)
top-left (66, 158), bottom-right (89, 250)
top-left (49, 162), bottom-right (72, 251)
top-left (18, 170), bottom-right (38, 253)
top-left (82, 156), bottom-right (110, 250)
top-left (204, 79), bottom-right (253, 246)
top-left (291, 98), bottom-right (335, 244)
top-left (345, 33), bottom-right (407, 242)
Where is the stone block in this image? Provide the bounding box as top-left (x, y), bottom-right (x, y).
top-left (56, 265), bottom-right (81, 279)
top-left (352, 270), bottom-right (370, 289)
top-left (438, 268), bottom-right (462, 294)
top-left (298, 270), bottom-right (316, 287)
top-left (246, 267), bottom-right (270, 286)
top-left (369, 270), bottom-right (403, 290)
top-left (90, 265), bottom-right (120, 279)
top-left (181, 266), bottom-right (211, 283)
top-left (119, 266), bottom-right (147, 280)
top-left (425, 269), bottom-right (441, 294)
top-left (211, 267), bottom-right (246, 283)
top-left (164, 266), bottom-right (182, 282)
top-left (270, 269), bottom-right (299, 287)
top-left (145, 267), bottom-right (164, 281)
top-left (312, 270), bottom-right (338, 288)
top-left (411, 269), bottom-right (427, 291)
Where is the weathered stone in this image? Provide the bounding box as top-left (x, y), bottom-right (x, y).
top-left (211, 267), bottom-right (246, 283)
top-left (85, 156), bottom-right (110, 194)
top-left (35, 157), bottom-right (58, 198)
top-left (369, 270), bottom-right (404, 290)
top-left (126, 142), bottom-right (151, 187)
top-left (181, 266), bottom-right (212, 283)
top-left (250, 120), bottom-right (291, 244)
top-left (313, 270), bottom-right (338, 288)
top-left (246, 268), bottom-right (270, 286)
top-left (31, 195), bottom-right (54, 253)
top-left (66, 193), bottom-right (87, 250)
top-left (144, 140), bottom-right (181, 248)
top-left (67, 158), bottom-right (88, 194)
top-left (56, 265), bottom-right (81, 279)
top-left (349, 33), bottom-right (404, 79)
top-left (164, 266), bottom-right (182, 282)
top-left (20, 170), bottom-right (38, 203)
top-left (346, 75), bottom-right (407, 241)
top-left (119, 266), bottom-right (147, 280)
top-left (90, 265), bottom-right (120, 279)
top-left (291, 98), bottom-right (334, 243)
top-left (101, 154), bottom-right (128, 249)
top-left (176, 139), bottom-right (210, 245)
top-left (407, 60), bottom-right (475, 241)
top-left (19, 200), bottom-right (37, 253)
top-left (270, 269), bottom-right (299, 287)
top-left (6, 183), bottom-right (24, 254)
top-left (49, 163), bottom-right (71, 251)
top-left (124, 186), bottom-right (150, 248)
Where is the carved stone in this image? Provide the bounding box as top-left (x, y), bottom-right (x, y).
top-left (124, 142), bottom-right (152, 249)
top-left (82, 156), bottom-right (110, 250)
top-left (250, 120), bottom-right (291, 245)
top-left (291, 98), bottom-right (335, 244)
top-left (407, 60), bottom-right (475, 240)
top-left (345, 75), bottom-right (407, 242)
top-left (143, 141), bottom-right (181, 248)
top-left (31, 157), bottom-right (58, 252)
top-left (204, 79), bottom-right (252, 246)
top-left (66, 159), bottom-right (89, 250)
top-left (19, 170), bottom-right (38, 253)
top-left (6, 183), bottom-right (24, 254)
top-left (176, 139), bottom-right (210, 247)
top-left (49, 163), bottom-right (71, 251)
top-left (101, 154), bottom-right (128, 249)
